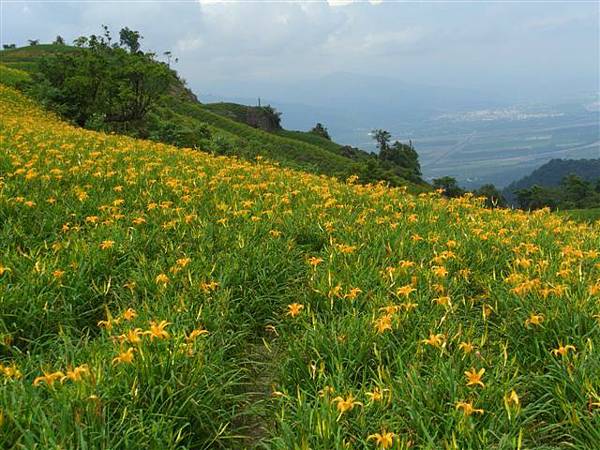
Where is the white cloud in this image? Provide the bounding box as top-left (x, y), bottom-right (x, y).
top-left (1, 0), bottom-right (597, 97)
top-left (328, 0), bottom-right (355, 6)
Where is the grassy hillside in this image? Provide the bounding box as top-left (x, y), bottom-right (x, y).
top-left (1, 45), bottom-right (424, 190)
top-left (0, 44), bottom-right (79, 72)
top-left (0, 64), bottom-right (30, 87)
top-left (1, 83), bottom-right (599, 449)
top-left (163, 95), bottom-right (369, 178)
top-left (203, 103), bottom-right (375, 161)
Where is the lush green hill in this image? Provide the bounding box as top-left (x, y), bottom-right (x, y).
top-left (504, 158), bottom-right (600, 197)
top-left (1, 45), bottom-right (426, 190)
top-left (2, 82), bottom-right (600, 449)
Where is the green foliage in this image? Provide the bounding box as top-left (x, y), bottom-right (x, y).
top-left (371, 129), bottom-right (422, 182)
top-left (27, 27), bottom-right (175, 133)
top-left (147, 113), bottom-right (211, 148)
top-left (371, 129), bottom-right (392, 152)
top-left (310, 122), bottom-right (331, 140)
top-left (559, 208), bottom-right (600, 223)
top-left (379, 141), bottom-right (421, 177)
top-left (205, 102), bottom-right (283, 132)
top-left (0, 65), bottom-right (31, 88)
top-left (515, 175), bottom-right (600, 211)
top-left (472, 184), bottom-right (507, 208)
top-left (433, 176), bottom-right (465, 198)
top-left (504, 158), bottom-right (600, 202)
top-left (119, 27), bottom-right (142, 54)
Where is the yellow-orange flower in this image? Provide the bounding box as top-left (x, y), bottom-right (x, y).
top-left (367, 430), bottom-right (396, 449)
top-left (121, 308), bottom-right (137, 321)
top-left (464, 368), bottom-right (485, 387)
top-left (505, 390), bottom-right (520, 408)
top-left (332, 393), bottom-right (362, 416)
top-left (458, 341), bottom-right (475, 354)
top-left (552, 344), bottom-right (576, 357)
top-left (112, 347), bottom-right (135, 365)
top-left (525, 313), bottom-right (544, 327)
top-left (374, 315), bottom-right (393, 334)
top-left (99, 240), bottom-right (114, 250)
top-left (396, 285), bottom-right (416, 297)
top-left (456, 401), bottom-right (484, 416)
top-left (185, 328), bottom-right (209, 342)
top-left (422, 333), bottom-right (445, 348)
top-left (286, 303), bottom-right (304, 318)
top-left (146, 320), bottom-right (171, 340)
top-left (155, 273), bottom-right (170, 285)
top-left (61, 365), bottom-right (90, 383)
top-left (33, 370), bottom-right (65, 387)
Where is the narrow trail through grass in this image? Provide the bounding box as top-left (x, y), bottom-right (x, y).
top-left (233, 340), bottom-right (279, 448)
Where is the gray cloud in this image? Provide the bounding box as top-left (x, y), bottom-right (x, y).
top-left (1, 1), bottom-right (598, 100)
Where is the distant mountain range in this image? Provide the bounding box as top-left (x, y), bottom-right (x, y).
top-left (503, 158), bottom-right (600, 200)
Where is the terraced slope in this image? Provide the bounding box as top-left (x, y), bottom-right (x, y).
top-left (1, 84), bottom-right (599, 449)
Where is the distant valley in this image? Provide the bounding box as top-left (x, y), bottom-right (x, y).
top-left (201, 74), bottom-right (599, 189)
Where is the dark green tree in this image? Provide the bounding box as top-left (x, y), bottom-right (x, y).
top-left (73, 36), bottom-right (88, 47)
top-left (261, 105), bottom-right (282, 130)
top-left (560, 174), bottom-right (594, 208)
top-left (433, 176), bottom-right (465, 198)
top-left (119, 27), bottom-right (142, 53)
top-left (310, 123), bottom-right (331, 140)
top-left (473, 184), bottom-right (506, 208)
top-left (371, 129), bottom-right (391, 152)
top-left (30, 26), bottom-right (174, 133)
top-left (28, 39), bottom-right (39, 46)
top-left (515, 185), bottom-right (559, 210)
top-left (379, 141), bottom-right (421, 176)
top-left (53, 35), bottom-right (65, 45)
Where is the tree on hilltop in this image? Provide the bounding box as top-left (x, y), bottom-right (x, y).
top-left (310, 123), bottom-right (331, 140)
top-left (31, 26), bottom-right (174, 132)
top-left (119, 27), bottom-right (142, 53)
top-left (371, 129), bottom-right (391, 152)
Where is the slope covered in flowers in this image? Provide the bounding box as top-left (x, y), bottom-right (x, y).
top-left (1, 84), bottom-right (599, 449)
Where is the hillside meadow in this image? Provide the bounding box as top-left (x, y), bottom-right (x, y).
top-left (1, 83), bottom-right (599, 449)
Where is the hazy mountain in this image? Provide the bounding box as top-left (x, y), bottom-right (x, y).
top-left (195, 71), bottom-right (507, 137)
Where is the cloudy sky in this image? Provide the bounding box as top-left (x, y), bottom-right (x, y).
top-left (2, 0), bottom-right (599, 102)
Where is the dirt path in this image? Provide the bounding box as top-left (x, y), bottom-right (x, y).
top-left (231, 338), bottom-right (279, 449)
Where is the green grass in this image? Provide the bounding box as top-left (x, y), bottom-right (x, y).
top-left (559, 208), bottom-right (600, 223)
top-left (203, 102), bottom-right (256, 123)
top-left (1, 83), bottom-right (599, 449)
top-left (0, 64), bottom-right (31, 87)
